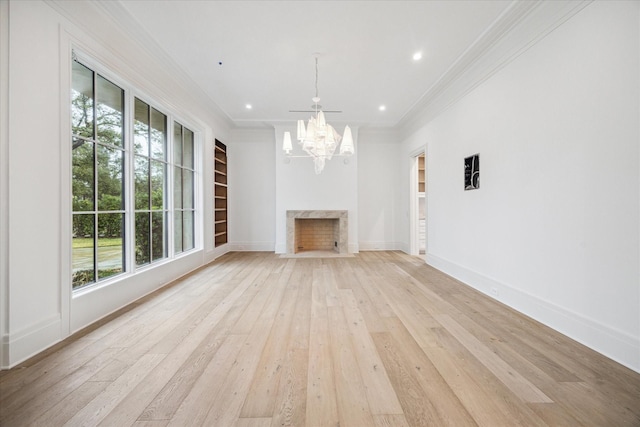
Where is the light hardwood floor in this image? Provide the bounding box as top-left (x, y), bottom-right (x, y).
top-left (1, 251), bottom-right (639, 426)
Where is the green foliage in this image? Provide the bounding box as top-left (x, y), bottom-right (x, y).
top-left (98, 267), bottom-right (123, 280)
top-left (151, 185), bottom-right (164, 210)
top-left (72, 267), bottom-right (123, 290)
top-left (72, 213), bottom-right (93, 239)
top-left (135, 213), bottom-right (151, 266)
top-left (98, 213), bottom-right (123, 239)
top-left (72, 269), bottom-right (94, 289)
top-left (72, 88), bottom-right (125, 240)
top-left (73, 237), bottom-right (122, 249)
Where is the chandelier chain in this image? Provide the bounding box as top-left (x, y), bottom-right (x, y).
top-left (315, 57), bottom-right (319, 100)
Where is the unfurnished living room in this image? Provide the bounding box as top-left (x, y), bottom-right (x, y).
top-left (1, 0), bottom-right (639, 426)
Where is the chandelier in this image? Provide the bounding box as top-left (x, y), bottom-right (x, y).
top-left (283, 56), bottom-right (354, 174)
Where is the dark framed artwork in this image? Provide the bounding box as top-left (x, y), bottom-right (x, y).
top-left (464, 154), bottom-right (480, 190)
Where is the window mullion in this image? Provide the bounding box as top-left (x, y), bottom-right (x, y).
top-left (147, 107), bottom-right (153, 262)
top-left (92, 70), bottom-right (99, 284)
top-left (125, 90), bottom-right (135, 274)
top-left (167, 119), bottom-right (174, 258)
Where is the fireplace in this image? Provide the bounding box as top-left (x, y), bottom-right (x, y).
top-left (287, 210), bottom-right (348, 254)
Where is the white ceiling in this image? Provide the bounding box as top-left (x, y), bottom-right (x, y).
top-left (117, 0), bottom-right (513, 129)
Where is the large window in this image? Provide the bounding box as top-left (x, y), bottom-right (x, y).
top-left (134, 98), bottom-right (167, 267)
top-left (72, 61), bottom-right (125, 290)
top-left (71, 57), bottom-right (199, 291)
top-left (173, 122), bottom-right (195, 254)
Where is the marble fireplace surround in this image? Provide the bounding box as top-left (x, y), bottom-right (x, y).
top-left (286, 210), bottom-right (348, 254)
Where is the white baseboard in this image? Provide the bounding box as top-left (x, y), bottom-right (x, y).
top-left (1, 315), bottom-right (62, 369)
top-left (427, 253), bottom-right (640, 373)
top-left (358, 241), bottom-right (401, 251)
top-left (229, 241), bottom-right (276, 252)
top-left (204, 243), bottom-right (231, 263)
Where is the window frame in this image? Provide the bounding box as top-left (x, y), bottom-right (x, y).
top-left (70, 50), bottom-right (202, 294)
top-left (172, 120), bottom-right (197, 255)
top-left (133, 96), bottom-right (169, 268)
top-left (71, 59), bottom-right (127, 290)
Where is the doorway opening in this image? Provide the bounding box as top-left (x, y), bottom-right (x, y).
top-left (410, 151), bottom-right (426, 256)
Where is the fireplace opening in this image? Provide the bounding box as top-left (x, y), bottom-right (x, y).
top-left (286, 210), bottom-right (348, 255)
top-left (295, 218), bottom-right (339, 253)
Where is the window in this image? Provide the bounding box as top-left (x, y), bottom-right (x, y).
top-left (134, 98), bottom-right (168, 267)
top-left (71, 56), bottom-right (199, 291)
top-left (71, 60), bottom-right (125, 290)
top-left (173, 122), bottom-right (195, 254)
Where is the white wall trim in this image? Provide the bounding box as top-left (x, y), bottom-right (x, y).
top-left (427, 253), bottom-right (640, 373)
top-left (358, 241), bottom-right (401, 251)
top-left (408, 146), bottom-right (427, 256)
top-left (396, 242), bottom-right (410, 255)
top-left (228, 242), bottom-right (275, 252)
top-left (58, 25), bottom-right (72, 343)
top-left (204, 243), bottom-right (232, 262)
top-left (4, 315), bottom-right (62, 370)
top-left (0, 0), bottom-right (11, 369)
top-left (637, 0), bottom-right (640, 379)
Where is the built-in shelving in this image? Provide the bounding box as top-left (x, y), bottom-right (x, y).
top-left (214, 140), bottom-right (227, 247)
top-left (418, 154), bottom-right (425, 193)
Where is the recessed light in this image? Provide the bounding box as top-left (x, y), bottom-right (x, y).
top-left (245, 104), bottom-right (252, 109)
top-left (379, 105), bottom-right (386, 112)
top-left (412, 52), bottom-right (422, 61)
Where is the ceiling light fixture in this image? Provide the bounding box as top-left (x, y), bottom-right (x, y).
top-left (413, 52), bottom-right (422, 61)
top-left (283, 56), bottom-right (354, 174)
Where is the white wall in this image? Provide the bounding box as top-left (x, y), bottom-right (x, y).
top-left (4, 0), bottom-right (65, 367)
top-left (228, 126), bottom-right (403, 254)
top-left (401, 1), bottom-right (640, 372)
top-left (228, 129), bottom-right (276, 251)
top-left (357, 129), bottom-right (402, 250)
top-left (0, 0), bottom-right (231, 368)
top-left (274, 125), bottom-right (359, 253)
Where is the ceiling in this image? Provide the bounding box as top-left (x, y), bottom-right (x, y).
top-left (117, 1), bottom-right (513, 129)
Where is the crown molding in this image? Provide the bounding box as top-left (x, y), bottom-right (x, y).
top-left (398, 0), bottom-right (593, 138)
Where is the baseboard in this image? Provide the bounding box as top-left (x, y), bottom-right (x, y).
top-left (427, 253), bottom-right (640, 374)
top-left (1, 315), bottom-right (62, 369)
top-left (358, 241), bottom-right (401, 251)
top-left (229, 241), bottom-right (276, 252)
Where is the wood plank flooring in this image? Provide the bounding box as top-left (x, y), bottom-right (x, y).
top-left (1, 251), bottom-right (639, 426)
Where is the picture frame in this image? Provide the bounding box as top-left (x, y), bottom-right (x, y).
top-left (464, 154), bottom-right (480, 190)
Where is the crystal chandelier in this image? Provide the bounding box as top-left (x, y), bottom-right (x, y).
top-left (283, 57), bottom-right (354, 174)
